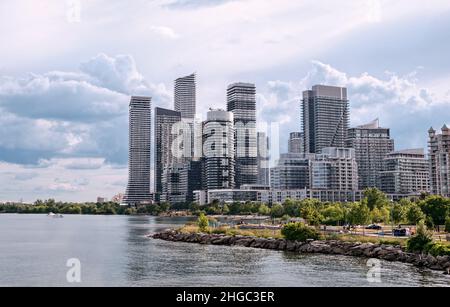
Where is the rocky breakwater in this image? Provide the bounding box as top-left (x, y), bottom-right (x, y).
top-left (152, 230), bottom-right (450, 274)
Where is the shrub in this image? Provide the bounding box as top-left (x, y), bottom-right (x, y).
top-left (197, 213), bottom-right (209, 232)
top-left (425, 243), bottom-right (450, 257)
top-left (406, 221), bottom-right (433, 252)
top-left (124, 208), bottom-right (137, 215)
top-left (445, 216), bottom-right (450, 233)
top-left (281, 222), bottom-right (320, 242)
top-left (281, 214), bottom-right (291, 222)
top-left (211, 227), bottom-right (228, 235)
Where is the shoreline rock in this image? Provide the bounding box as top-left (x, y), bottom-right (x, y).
top-left (152, 230), bottom-right (450, 274)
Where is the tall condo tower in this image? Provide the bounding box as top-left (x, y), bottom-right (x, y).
top-left (346, 119), bottom-right (395, 190)
top-left (428, 125), bottom-right (450, 197)
top-left (124, 96), bottom-right (152, 205)
top-left (257, 132), bottom-right (270, 186)
top-left (155, 107), bottom-right (182, 201)
top-left (202, 109), bottom-right (235, 191)
top-left (302, 85), bottom-right (349, 154)
top-left (175, 73), bottom-right (196, 120)
top-left (227, 82), bottom-right (258, 188)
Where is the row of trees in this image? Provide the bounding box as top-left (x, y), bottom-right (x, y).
top-left (0, 199), bottom-right (171, 216)
top-left (196, 189), bottom-right (450, 231)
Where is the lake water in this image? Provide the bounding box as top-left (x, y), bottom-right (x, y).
top-left (0, 214), bottom-right (448, 287)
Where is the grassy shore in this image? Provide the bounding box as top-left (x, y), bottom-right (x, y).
top-left (178, 224), bottom-right (414, 246)
top-left (179, 224), bottom-right (284, 239)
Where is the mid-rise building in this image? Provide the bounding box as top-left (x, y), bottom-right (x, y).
top-left (202, 109), bottom-right (235, 191)
top-left (195, 188), bottom-right (364, 206)
top-left (288, 132), bottom-right (304, 154)
top-left (161, 160), bottom-right (202, 204)
top-left (428, 125), bottom-right (450, 197)
top-left (270, 148), bottom-right (358, 192)
top-left (311, 147), bottom-right (359, 191)
top-left (227, 83), bottom-right (258, 188)
top-left (270, 153), bottom-right (312, 190)
top-left (347, 119), bottom-right (395, 190)
top-left (302, 85), bottom-right (349, 153)
top-left (380, 149), bottom-right (430, 195)
top-left (124, 96), bottom-right (152, 205)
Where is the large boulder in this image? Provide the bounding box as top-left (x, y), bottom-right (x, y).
top-left (250, 238), bottom-right (267, 249)
top-left (235, 238), bottom-right (255, 247)
top-left (264, 239), bottom-right (280, 250)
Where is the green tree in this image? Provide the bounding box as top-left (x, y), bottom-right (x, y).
top-left (229, 202), bottom-right (243, 215)
top-left (406, 203), bottom-right (426, 225)
top-left (321, 204), bottom-right (345, 226)
top-left (390, 203), bottom-right (407, 225)
top-left (283, 199), bottom-right (300, 217)
top-left (160, 202), bottom-right (171, 213)
top-left (222, 204), bottom-right (230, 215)
top-left (348, 202), bottom-right (371, 226)
top-left (363, 188), bottom-right (389, 210)
top-left (270, 204), bottom-right (285, 218)
top-left (371, 206), bottom-right (390, 223)
top-left (241, 202), bottom-right (254, 215)
top-left (197, 213), bottom-right (209, 232)
top-left (299, 201), bottom-right (323, 226)
top-left (420, 196), bottom-right (450, 230)
top-left (189, 202), bottom-right (200, 212)
top-left (258, 204), bottom-right (270, 216)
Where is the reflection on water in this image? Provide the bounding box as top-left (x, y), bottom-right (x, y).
top-left (0, 214), bottom-right (448, 287)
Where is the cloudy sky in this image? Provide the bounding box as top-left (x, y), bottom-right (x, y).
top-left (1, 0), bottom-right (450, 202)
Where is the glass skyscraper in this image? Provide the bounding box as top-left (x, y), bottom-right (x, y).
top-left (302, 85), bottom-right (349, 154)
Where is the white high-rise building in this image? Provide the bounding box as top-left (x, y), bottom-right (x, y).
top-left (202, 109), bottom-right (235, 191)
top-left (175, 73), bottom-right (196, 120)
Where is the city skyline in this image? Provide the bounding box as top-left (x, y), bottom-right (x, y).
top-left (1, 0), bottom-right (450, 202)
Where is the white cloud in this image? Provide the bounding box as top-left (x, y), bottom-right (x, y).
top-left (149, 25), bottom-right (180, 40)
top-left (0, 158), bottom-right (128, 203)
top-left (13, 172), bottom-right (39, 181)
top-left (64, 158), bottom-right (105, 170)
top-left (0, 53), bottom-right (172, 165)
top-left (259, 61), bottom-right (450, 153)
top-left (366, 0), bottom-right (382, 23)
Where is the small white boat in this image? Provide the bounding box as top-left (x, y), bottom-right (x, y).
top-left (47, 212), bottom-right (63, 218)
